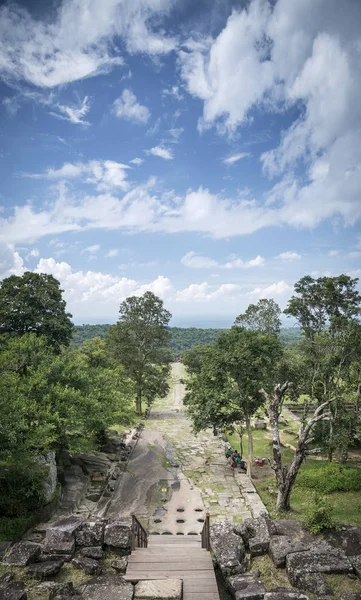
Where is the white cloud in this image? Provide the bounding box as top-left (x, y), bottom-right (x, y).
top-left (0, 243), bottom-right (25, 278)
top-left (106, 249), bottom-right (119, 258)
top-left (25, 160), bottom-right (131, 192)
top-left (181, 251), bottom-right (218, 269)
top-left (181, 251), bottom-right (264, 269)
top-left (83, 244), bottom-right (100, 254)
top-left (0, 0), bottom-right (175, 89)
top-left (130, 157), bottom-right (144, 165)
top-left (328, 250), bottom-right (339, 257)
top-left (50, 96), bottom-right (91, 125)
top-left (223, 152), bottom-right (251, 166)
top-left (179, 0), bottom-right (361, 229)
top-left (276, 251), bottom-right (302, 261)
top-left (162, 85), bottom-right (184, 101)
top-left (113, 89), bottom-right (150, 124)
top-left (168, 128), bottom-right (184, 141)
top-left (147, 146), bottom-right (174, 160)
top-left (249, 280), bottom-right (293, 299)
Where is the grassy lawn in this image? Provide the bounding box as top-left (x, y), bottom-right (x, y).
top-left (227, 413), bottom-right (361, 526)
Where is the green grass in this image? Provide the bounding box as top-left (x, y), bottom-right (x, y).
top-left (0, 516), bottom-right (32, 542)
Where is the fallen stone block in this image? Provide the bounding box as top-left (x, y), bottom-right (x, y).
top-left (75, 519), bottom-right (105, 547)
top-left (269, 536), bottom-right (312, 568)
top-left (290, 572), bottom-right (332, 596)
top-left (0, 582), bottom-right (27, 600)
top-left (72, 556), bottom-right (102, 575)
top-left (134, 579), bottom-right (182, 599)
top-left (1, 541), bottom-right (41, 566)
top-left (110, 557), bottom-right (128, 573)
top-left (322, 525), bottom-right (361, 556)
top-left (264, 591), bottom-right (309, 600)
top-left (28, 560), bottom-right (64, 580)
top-left (104, 518), bottom-right (132, 550)
top-left (33, 581), bottom-right (75, 599)
top-left (245, 517), bottom-right (270, 555)
top-left (273, 521), bottom-right (305, 538)
top-left (228, 575), bottom-right (266, 599)
top-left (80, 546), bottom-right (103, 560)
top-left (79, 574), bottom-right (133, 600)
top-left (43, 517), bottom-right (82, 555)
top-left (286, 545), bottom-right (353, 582)
top-left (211, 519), bottom-right (246, 576)
top-left (0, 573), bottom-right (14, 584)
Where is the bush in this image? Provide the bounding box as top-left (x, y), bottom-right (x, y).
top-left (304, 492), bottom-right (336, 534)
top-left (0, 516), bottom-right (31, 541)
top-left (0, 459), bottom-right (46, 518)
top-left (297, 463), bottom-right (361, 494)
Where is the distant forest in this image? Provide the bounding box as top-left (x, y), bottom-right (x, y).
top-left (72, 324), bottom-right (302, 353)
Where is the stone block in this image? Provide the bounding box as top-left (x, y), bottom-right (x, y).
top-left (290, 572), bottom-right (332, 596)
top-left (0, 583), bottom-right (27, 600)
top-left (264, 592), bottom-right (309, 600)
top-left (33, 581), bottom-right (74, 599)
top-left (80, 546), bottom-right (103, 560)
top-left (104, 518), bottom-right (132, 549)
top-left (286, 545), bottom-right (353, 582)
top-left (269, 536), bottom-right (312, 568)
top-left (210, 519), bottom-right (246, 576)
top-left (28, 560), bottom-right (64, 580)
top-left (254, 421), bottom-right (267, 430)
top-left (322, 525), bottom-right (361, 556)
top-left (72, 556), bottom-right (102, 575)
top-left (75, 519), bottom-right (105, 547)
top-left (245, 517), bottom-right (270, 555)
top-left (134, 579), bottom-right (182, 599)
top-left (351, 555), bottom-right (361, 578)
top-left (43, 517), bottom-right (82, 555)
top-left (79, 574), bottom-right (133, 600)
top-left (1, 541), bottom-right (41, 566)
top-left (110, 557), bottom-right (128, 572)
top-left (228, 575), bottom-right (265, 599)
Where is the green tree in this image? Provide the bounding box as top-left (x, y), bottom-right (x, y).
top-left (0, 272), bottom-right (73, 351)
top-left (107, 292), bottom-right (172, 414)
top-left (183, 345), bottom-right (211, 375)
top-left (285, 274), bottom-right (361, 461)
top-left (235, 299), bottom-right (281, 337)
top-left (185, 327), bottom-right (282, 476)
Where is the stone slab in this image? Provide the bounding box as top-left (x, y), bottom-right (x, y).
top-left (79, 574), bottom-right (133, 600)
top-left (1, 541), bottom-right (41, 566)
top-left (134, 579), bottom-right (182, 600)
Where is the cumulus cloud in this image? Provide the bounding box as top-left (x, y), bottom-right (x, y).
top-left (130, 157), bottom-right (144, 165)
top-left (179, 0), bottom-right (361, 230)
top-left (113, 89), bottom-right (150, 124)
top-left (181, 251), bottom-right (265, 269)
top-left (276, 251), bottom-right (302, 261)
top-left (0, 243), bottom-right (25, 278)
top-left (223, 152), bottom-right (251, 166)
top-left (25, 160), bottom-right (131, 192)
top-left (147, 146), bottom-right (174, 160)
top-left (0, 0), bottom-right (175, 89)
top-left (249, 280), bottom-right (293, 299)
top-left (50, 96), bottom-right (91, 125)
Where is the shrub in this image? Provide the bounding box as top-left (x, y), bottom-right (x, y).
top-left (297, 463), bottom-right (361, 494)
top-left (0, 459), bottom-right (46, 518)
top-left (304, 492), bottom-right (336, 534)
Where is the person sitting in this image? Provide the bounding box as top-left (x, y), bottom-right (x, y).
top-left (225, 447), bottom-right (233, 459)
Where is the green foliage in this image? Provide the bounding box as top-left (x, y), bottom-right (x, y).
top-left (235, 299), bottom-right (282, 337)
top-left (72, 324), bottom-right (111, 347)
top-left (183, 345), bottom-right (211, 375)
top-left (107, 292), bottom-right (172, 413)
top-left (0, 516), bottom-right (32, 542)
top-left (169, 327), bottom-right (224, 354)
top-left (0, 272), bottom-right (73, 351)
top-left (0, 459), bottom-right (46, 518)
top-left (297, 463), bottom-right (361, 494)
top-left (304, 492), bottom-right (336, 534)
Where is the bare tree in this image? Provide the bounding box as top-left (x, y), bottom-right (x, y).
top-left (260, 383), bottom-right (333, 511)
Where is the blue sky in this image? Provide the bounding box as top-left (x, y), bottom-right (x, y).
top-left (0, 0), bottom-right (360, 325)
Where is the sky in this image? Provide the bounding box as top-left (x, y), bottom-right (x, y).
top-left (0, 0), bottom-right (360, 326)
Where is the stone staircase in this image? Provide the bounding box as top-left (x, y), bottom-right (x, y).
top-left (124, 534), bottom-right (220, 600)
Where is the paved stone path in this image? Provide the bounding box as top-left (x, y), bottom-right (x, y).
top-left (107, 363), bottom-right (270, 533)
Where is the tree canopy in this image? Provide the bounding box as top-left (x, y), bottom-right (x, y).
top-left (0, 272), bottom-right (73, 351)
top-left (235, 298), bottom-right (282, 337)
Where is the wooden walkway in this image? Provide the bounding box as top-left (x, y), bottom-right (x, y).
top-left (124, 534), bottom-right (220, 599)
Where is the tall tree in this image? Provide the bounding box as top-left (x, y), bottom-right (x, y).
top-left (107, 291), bottom-right (172, 414)
top-left (0, 272), bottom-right (73, 351)
top-left (235, 299), bottom-right (281, 337)
top-left (185, 327), bottom-right (282, 476)
top-left (284, 274), bottom-right (361, 461)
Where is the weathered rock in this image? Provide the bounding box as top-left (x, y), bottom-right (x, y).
top-left (269, 536), bottom-right (312, 568)
top-left (210, 520), bottom-right (246, 576)
top-left (37, 451), bottom-right (58, 504)
top-left (80, 546), bottom-right (103, 560)
top-left (43, 517), bottom-right (82, 555)
top-left (79, 574), bottom-right (133, 600)
top-left (28, 560), bottom-right (64, 579)
top-left (350, 555), bottom-right (361, 578)
top-left (273, 521), bottom-right (305, 538)
top-left (264, 591), bottom-right (309, 600)
top-left (134, 579), bottom-right (182, 599)
top-left (233, 523), bottom-right (250, 545)
top-left (340, 595), bottom-right (361, 600)
top-left (38, 552), bottom-right (73, 563)
top-left (0, 583), bottom-right (27, 600)
top-left (245, 517), bottom-right (270, 556)
top-left (290, 572), bottom-right (332, 596)
top-left (0, 542), bottom-right (12, 560)
top-left (286, 545), bottom-right (353, 584)
top-left (110, 557), bottom-right (128, 572)
top-left (228, 575), bottom-right (266, 599)
top-left (72, 556), bottom-right (102, 575)
top-left (322, 525), bottom-right (361, 556)
top-left (75, 519), bottom-right (105, 547)
top-left (104, 518), bottom-right (132, 549)
top-left (1, 541), bottom-right (41, 566)
top-left (254, 420), bottom-right (267, 430)
top-left (34, 581), bottom-right (75, 599)
top-left (0, 572), bottom-right (14, 584)
top-left (72, 452), bottom-right (111, 476)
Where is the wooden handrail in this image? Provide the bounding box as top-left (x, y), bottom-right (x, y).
top-left (131, 514), bottom-right (148, 550)
top-left (201, 513), bottom-right (210, 551)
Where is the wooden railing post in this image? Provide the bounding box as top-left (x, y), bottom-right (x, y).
top-left (131, 514), bottom-right (148, 550)
top-left (201, 513), bottom-right (210, 551)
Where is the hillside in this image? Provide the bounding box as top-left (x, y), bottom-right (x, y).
top-left (72, 324), bottom-right (302, 352)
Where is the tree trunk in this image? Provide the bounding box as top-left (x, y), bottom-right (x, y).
top-left (136, 388), bottom-right (142, 416)
top-left (245, 415), bottom-right (253, 478)
top-left (239, 432), bottom-right (243, 459)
